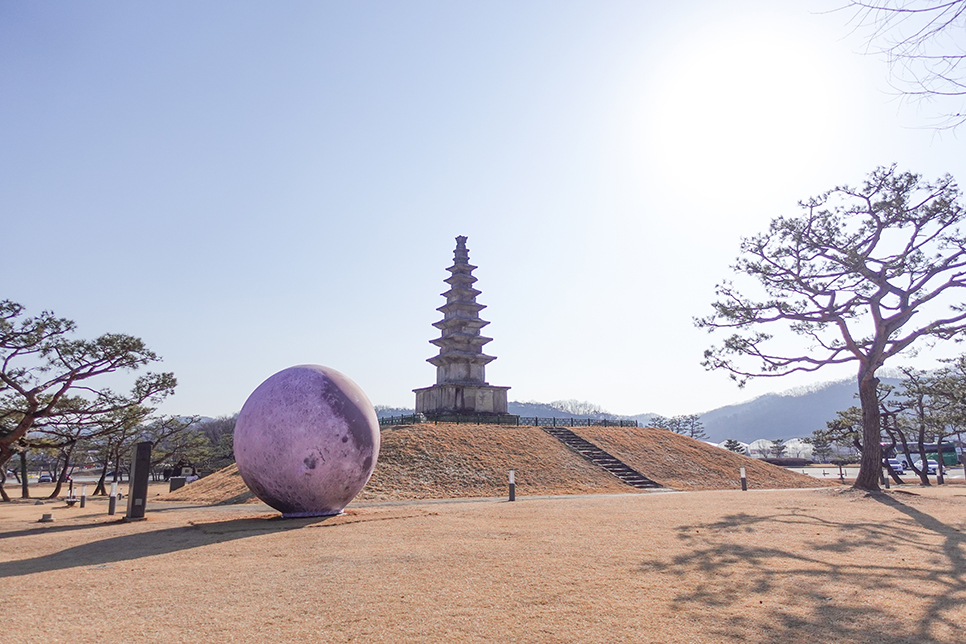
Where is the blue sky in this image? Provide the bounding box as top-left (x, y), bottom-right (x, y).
top-left (2, 1), bottom-right (964, 418)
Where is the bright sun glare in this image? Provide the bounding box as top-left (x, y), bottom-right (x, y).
top-left (637, 19), bottom-right (847, 201)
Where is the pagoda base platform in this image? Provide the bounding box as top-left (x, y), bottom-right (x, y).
top-left (413, 383), bottom-right (510, 416)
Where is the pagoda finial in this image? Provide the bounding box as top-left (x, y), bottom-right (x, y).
top-left (454, 235), bottom-right (469, 263)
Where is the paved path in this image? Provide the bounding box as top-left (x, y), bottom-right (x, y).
top-left (795, 465), bottom-right (965, 480)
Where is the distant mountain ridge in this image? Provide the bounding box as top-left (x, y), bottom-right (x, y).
top-left (375, 377), bottom-right (901, 442)
top-left (696, 377), bottom-right (900, 443)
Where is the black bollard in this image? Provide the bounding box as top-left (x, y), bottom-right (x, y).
top-left (80, 485), bottom-right (87, 509)
top-left (509, 469), bottom-right (515, 502)
top-left (108, 481), bottom-right (117, 516)
top-left (740, 467), bottom-right (747, 491)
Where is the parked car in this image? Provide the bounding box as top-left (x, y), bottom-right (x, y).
top-left (38, 474), bottom-right (52, 483)
top-left (913, 460), bottom-right (939, 475)
top-left (886, 459), bottom-right (905, 474)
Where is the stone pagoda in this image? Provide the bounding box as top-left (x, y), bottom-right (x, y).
top-left (414, 236), bottom-right (511, 418)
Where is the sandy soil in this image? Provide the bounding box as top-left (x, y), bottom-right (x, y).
top-left (3, 485), bottom-right (965, 643)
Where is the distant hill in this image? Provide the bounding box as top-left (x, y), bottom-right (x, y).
top-left (508, 400), bottom-right (611, 419)
top-left (695, 377), bottom-right (901, 443)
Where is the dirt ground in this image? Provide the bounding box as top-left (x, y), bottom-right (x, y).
top-left (3, 484), bottom-right (965, 643)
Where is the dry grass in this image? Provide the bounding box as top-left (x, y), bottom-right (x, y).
top-left (580, 426), bottom-right (833, 490)
top-left (358, 423), bottom-right (632, 500)
top-left (3, 486), bottom-right (965, 642)
top-left (165, 423), bottom-right (832, 506)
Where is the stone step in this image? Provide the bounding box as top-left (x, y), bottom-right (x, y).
top-left (541, 426), bottom-right (661, 489)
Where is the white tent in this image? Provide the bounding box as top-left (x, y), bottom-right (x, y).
top-left (747, 438), bottom-right (815, 460)
top-left (748, 439), bottom-right (773, 458)
top-left (784, 438), bottom-right (814, 460)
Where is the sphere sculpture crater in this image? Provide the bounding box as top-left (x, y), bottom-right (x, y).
top-left (234, 365), bottom-right (380, 517)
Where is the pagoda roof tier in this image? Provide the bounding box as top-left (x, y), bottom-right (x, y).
top-left (432, 316), bottom-right (489, 331)
top-left (436, 302), bottom-right (486, 315)
top-left (440, 286), bottom-right (482, 300)
top-left (432, 335), bottom-right (493, 349)
top-left (433, 323), bottom-right (492, 336)
top-left (442, 274), bottom-right (477, 286)
top-left (444, 273), bottom-right (478, 286)
top-left (446, 262), bottom-right (477, 274)
top-left (430, 334), bottom-right (493, 349)
top-left (438, 296), bottom-right (485, 308)
top-left (428, 352), bottom-right (497, 367)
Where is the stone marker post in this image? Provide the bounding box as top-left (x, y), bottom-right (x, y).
top-left (125, 441), bottom-right (152, 521)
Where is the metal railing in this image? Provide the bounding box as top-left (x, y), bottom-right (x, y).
top-left (379, 414), bottom-right (425, 426)
top-left (378, 414), bottom-right (638, 428)
top-left (517, 417), bottom-right (638, 428)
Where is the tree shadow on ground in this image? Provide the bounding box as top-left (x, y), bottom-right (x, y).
top-left (0, 514), bottom-right (334, 578)
top-left (639, 492), bottom-right (966, 644)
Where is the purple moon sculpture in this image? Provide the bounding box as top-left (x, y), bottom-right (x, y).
top-left (233, 365), bottom-right (380, 517)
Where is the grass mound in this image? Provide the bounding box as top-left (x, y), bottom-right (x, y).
top-left (163, 462), bottom-right (253, 504)
top-left (163, 423), bottom-right (833, 505)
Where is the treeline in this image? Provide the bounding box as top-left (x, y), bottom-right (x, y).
top-left (0, 299), bottom-right (240, 501)
top-left (648, 414), bottom-right (707, 440)
top-left (2, 414), bottom-right (237, 500)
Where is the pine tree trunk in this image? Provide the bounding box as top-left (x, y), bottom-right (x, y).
top-left (854, 371), bottom-right (882, 491)
top-left (93, 458), bottom-right (109, 496)
top-left (48, 449), bottom-right (71, 500)
top-left (20, 451), bottom-right (29, 499)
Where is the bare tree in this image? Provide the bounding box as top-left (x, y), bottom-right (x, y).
top-left (550, 399), bottom-right (608, 417)
top-left (145, 415), bottom-right (207, 477)
top-left (696, 166), bottom-right (966, 490)
top-left (820, 406), bottom-right (866, 454)
top-left (197, 414), bottom-right (237, 470)
top-left (670, 414), bottom-right (708, 440)
top-left (847, 1), bottom-right (966, 128)
top-left (770, 439), bottom-right (788, 459)
top-left (805, 433), bottom-right (835, 463)
top-left (933, 353), bottom-right (966, 457)
top-left (723, 438), bottom-right (746, 454)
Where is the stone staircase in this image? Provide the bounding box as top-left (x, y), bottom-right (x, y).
top-left (542, 426), bottom-right (661, 489)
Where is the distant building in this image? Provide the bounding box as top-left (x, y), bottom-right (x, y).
top-left (413, 236), bottom-right (511, 417)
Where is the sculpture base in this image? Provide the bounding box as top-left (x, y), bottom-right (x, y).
top-left (413, 384), bottom-right (510, 415)
top-left (281, 510), bottom-right (344, 519)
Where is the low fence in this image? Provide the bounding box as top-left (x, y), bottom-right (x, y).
top-left (518, 417), bottom-right (638, 428)
top-left (378, 414), bottom-right (638, 428)
top-left (379, 414), bottom-right (424, 426)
